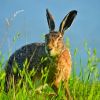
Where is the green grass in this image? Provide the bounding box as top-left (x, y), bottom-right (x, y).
top-left (0, 47), bottom-right (100, 100)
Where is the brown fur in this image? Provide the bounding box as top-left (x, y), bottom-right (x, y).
top-left (55, 49), bottom-right (72, 85)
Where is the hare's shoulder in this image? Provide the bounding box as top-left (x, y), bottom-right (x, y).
top-left (12, 42), bottom-right (45, 56)
top-left (8, 43), bottom-right (46, 66)
top-left (20, 42), bottom-right (45, 51)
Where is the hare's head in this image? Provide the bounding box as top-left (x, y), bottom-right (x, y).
top-left (45, 9), bottom-right (77, 56)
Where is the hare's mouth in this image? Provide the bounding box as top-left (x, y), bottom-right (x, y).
top-left (45, 46), bottom-right (58, 56)
top-left (47, 48), bottom-right (58, 57)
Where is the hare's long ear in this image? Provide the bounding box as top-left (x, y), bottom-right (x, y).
top-left (59, 10), bottom-right (77, 35)
top-left (46, 9), bottom-right (55, 32)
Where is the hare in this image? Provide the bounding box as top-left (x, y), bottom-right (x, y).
top-left (5, 9), bottom-right (77, 99)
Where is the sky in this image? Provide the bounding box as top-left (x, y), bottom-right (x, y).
top-left (0, 0), bottom-right (100, 69)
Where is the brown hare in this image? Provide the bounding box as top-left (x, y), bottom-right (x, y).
top-left (5, 9), bottom-right (77, 99)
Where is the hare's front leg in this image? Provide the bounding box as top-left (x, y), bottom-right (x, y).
top-left (64, 81), bottom-right (73, 100)
top-left (52, 78), bottom-right (72, 100)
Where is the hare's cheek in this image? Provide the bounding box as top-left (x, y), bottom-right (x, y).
top-left (57, 40), bottom-right (63, 48)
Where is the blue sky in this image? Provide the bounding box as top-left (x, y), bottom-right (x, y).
top-left (0, 0), bottom-right (100, 63)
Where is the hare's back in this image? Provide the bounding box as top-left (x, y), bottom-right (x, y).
top-left (7, 43), bottom-right (46, 72)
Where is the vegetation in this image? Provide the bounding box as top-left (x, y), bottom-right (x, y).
top-left (0, 43), bottom-right (100, 100)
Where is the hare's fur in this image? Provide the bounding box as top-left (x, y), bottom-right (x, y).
top-left (5, 9), bottom-right (77, 99)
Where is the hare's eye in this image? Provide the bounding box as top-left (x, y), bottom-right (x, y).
top-left (54, 35), bottom-right (59, 38)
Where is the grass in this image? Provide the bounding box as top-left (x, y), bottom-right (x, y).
top-left (0, 45), bottom-right (100, 100)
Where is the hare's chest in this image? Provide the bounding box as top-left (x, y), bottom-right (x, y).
top-left (56, 50), bottom-right (72, 80)
top-left (45, 49), bottom-right (72, 85)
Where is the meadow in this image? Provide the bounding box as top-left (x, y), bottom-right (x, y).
top-left (0, 42), bottom-right (100, 100)
top-left (0, 1), bottom-right (100, 99)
